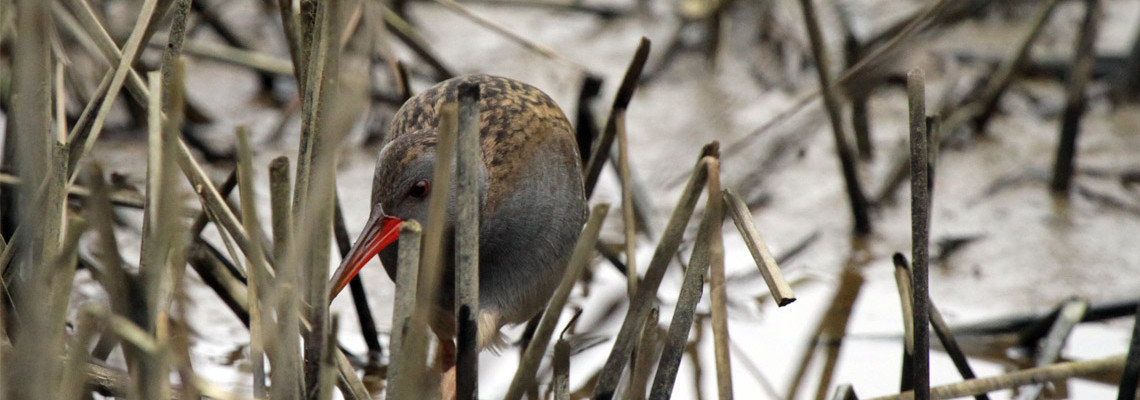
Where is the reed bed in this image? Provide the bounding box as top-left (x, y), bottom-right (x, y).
top-left (1, 0), bottom-right (1139, 399)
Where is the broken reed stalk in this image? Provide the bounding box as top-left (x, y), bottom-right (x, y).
top-left (1118, 303), bottom-right (1140, 400)
top-left (504, 203), bottom-right (610, 400)
top-left (707, 162), bottom-right (734, 400)
top-left (650, 157), bottom-right (723, 400)
top-left (583, 37), bottom-right (650, 198)
top-left (894, 254), bottom-right (989, 400)
top-left (592, 150), bottom-right (713, 400)
top-left (1016, 298), bottom-right (1088, 400)
top-left (455, 82), bottom-right (482, 400)
top-left (269, 156), bottom-right (304, 400)
top-left (1050, 0), bottom-right (1100, 194)
top-left (796, 0), bottom-right (872, 236)
top-left (866, 354), bottom-right (1127, 400)
top-left (721, 188), bottom-right (795, 306)
top-left (615, 109), bottom-right (638, 296)
top-left (386, 221), bottom-right (422, 400)
top-left (908, 67), bottom-right (931, 400)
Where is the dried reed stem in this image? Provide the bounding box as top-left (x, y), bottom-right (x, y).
top-left (396, 100), bottom-right (460, 397)
top-left (1017, 299), bottom-right (1087, 399)
top-left (908, 67), bottom-right (931, 400)
top-left (707, 162), bottom-right (734, 400)
top-left (455, 82), bottom-right (482, 399)
top-left (868, 354), bottom-right (1127, 400)
top-left (892, 254), bottom-right (916, 355)
top-left (386, 221), bottom-right (422, 400)
top-left (797, 0), bottom-right (872, 236)
top-left (418, 101), bottom-right (457, 324)
top-left (7, 0), bottom-right (65, 397)
top-left (722, 188), bottom-right (795, 306)
top-left (616, 109), bottom-right (638, 296)
top-left (627, 307), bottom-right (660, 400)
top-left (593, 152), bottom-right (713, 400)
top-left (650, 157), bottom-right (723, 399)
top-left (237, 130), bottom-right (271, 398)
top-left (61, 308), bottom-right (100, 399)
top-left (1051, 0), bottom-right (1100, 194)
top-left (504, 203), bottom-right (610, 400)
top-left (575, 75), bottom-right (603, 163)
top-left (276, 0), bottom-right (304, 85)
top-left (268, 154), bottom-right (301, 398)
top-left (894, 254), bottom-right (988, 400)
top-left (1118, 303), bottom-right (1140, 400)
top-left (290, 0), bottom-right (344, 394)
top-left (553, 336), bottom-right (571, 400)
top-left (174, 39), bottom-right (294, 76)
top-left (583, 37), bottom-right (650, 197)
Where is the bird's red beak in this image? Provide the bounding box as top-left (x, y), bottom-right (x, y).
top-left (328, 210), bottom-right (403, 303)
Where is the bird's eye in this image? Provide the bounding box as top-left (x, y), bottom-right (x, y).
top-left (409, 180), bottom-right (430, 198)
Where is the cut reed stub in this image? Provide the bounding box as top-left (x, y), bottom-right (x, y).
top-left (722, 188), bottom-right (795, 306)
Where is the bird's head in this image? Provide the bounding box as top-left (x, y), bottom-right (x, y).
top-left (328, 130), bottom-right (486, 302)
